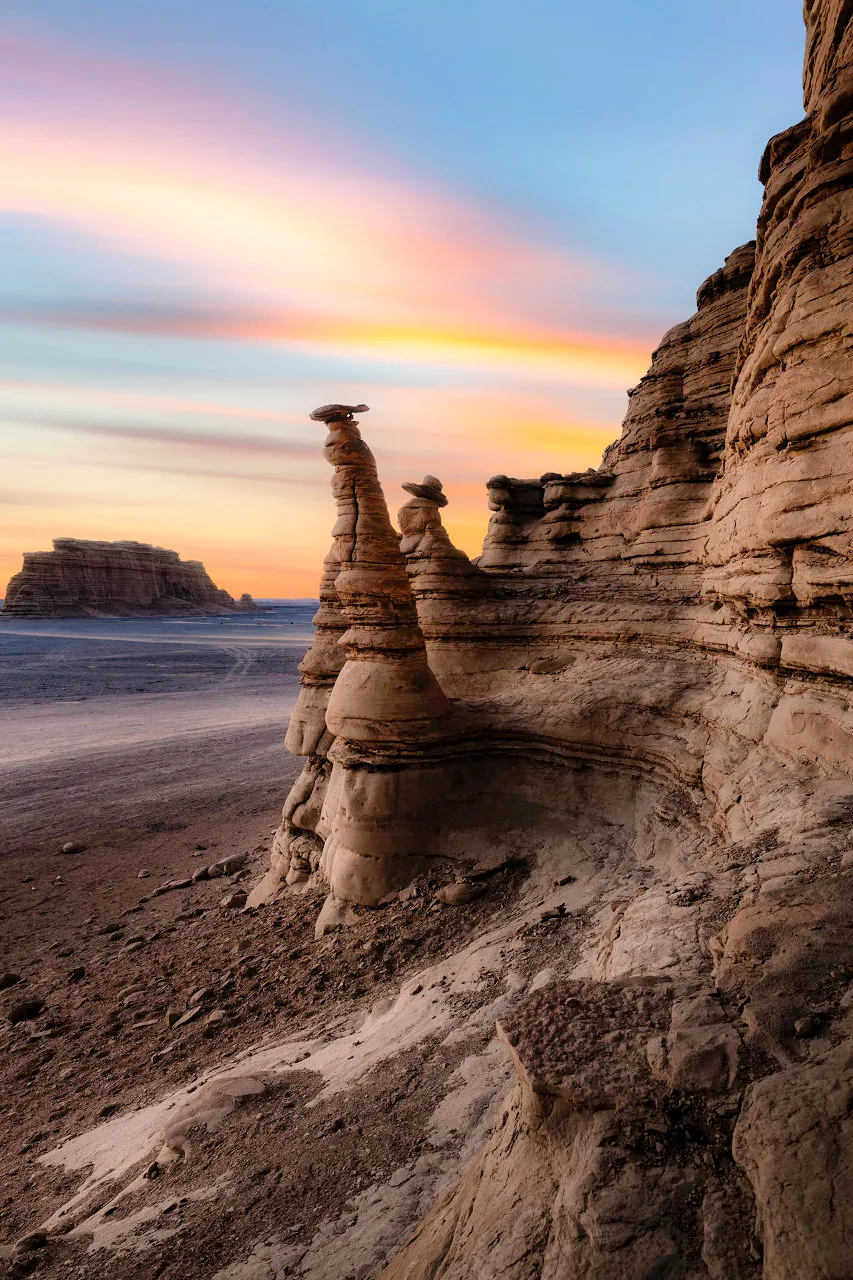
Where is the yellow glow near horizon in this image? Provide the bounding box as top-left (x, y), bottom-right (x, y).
top-left (3, 383), bottom-right (621, 598)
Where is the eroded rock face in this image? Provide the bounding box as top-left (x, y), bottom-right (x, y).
top-left (3, 538), bottom-right (235, 617)
top-left (257, 4), bottom-right (853, 1274)
top-left (703, 5), bottom-right (853, 612)
top-left (474, 241), bottom-right (754, 588)
top-left (732, 1046), bottom-right (853, 1280)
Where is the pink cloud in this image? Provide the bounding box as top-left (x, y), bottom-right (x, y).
top-left (0, 24), bottom-right (654, 387)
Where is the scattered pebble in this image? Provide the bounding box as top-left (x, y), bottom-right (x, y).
top-left (794, 1014), bottom-right (820, 1038)
top-left (173, 1006), bottom-right (203, 1029)
top-left (468, 854), bottom-right (519, 879)
top-left (541, 904), bottom-right (570, 922)
top-left (9, 998), bottom-right (45, 1025)
top-left (211, 853), bottom-right (248, 876)
top-left (435, 881), bottom-right (488, 906)
top-left (152, 878), bottom-right (193, 896)
top-left (60, 842), bottom-right (86, 855)
top-left (221, 890), bottom-right (247, 910)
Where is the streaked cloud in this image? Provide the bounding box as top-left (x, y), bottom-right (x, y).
top-left (8, 411), bottom-right (320, 460)
top-left (0, 27), bottom-right (654, 372)
top-left (0, 301), bottom-right (652, 389)
top-left (0, 487), bottom-right (157, 508)
top-left (6, 450), bottom-right (329, 491)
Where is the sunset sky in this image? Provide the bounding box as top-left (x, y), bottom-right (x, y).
top-left (2, 2), bottom-right (805, 597)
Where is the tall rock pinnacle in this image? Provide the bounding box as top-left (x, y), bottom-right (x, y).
top-left (310, 404), bottom-right (450, 743)
top-left (257, 404), bottom-right (452, 908)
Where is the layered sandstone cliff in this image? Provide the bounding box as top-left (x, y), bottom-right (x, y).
top-left (252, 4), bottom-right (853, 1276)
top-left (478, 240), bottom-right (755, 585)
top-left (704, 2), bottom-right (853, 613)
top-left (3, 538), bottom-right (236, 617)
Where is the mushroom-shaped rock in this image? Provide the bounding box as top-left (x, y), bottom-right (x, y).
top-left (310, 403), bottom-right (369, 424)
top-left (397, 475), bottom-right (477, 586)
top-left (402, 475), bottom-right (448, 507)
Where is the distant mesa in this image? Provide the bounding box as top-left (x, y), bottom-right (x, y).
top-left (2, 538), bottom-right (238, 618)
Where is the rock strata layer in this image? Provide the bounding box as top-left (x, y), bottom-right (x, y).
top-left (3, 539), bottom-right (236, 617)
top-left (258, 5), bottom-right (853, 1276)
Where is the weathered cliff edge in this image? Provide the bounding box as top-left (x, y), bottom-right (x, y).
top-left (3, 538), bottom-right (236, 617)
top-left (255, 5), bottom-right (853, 1275)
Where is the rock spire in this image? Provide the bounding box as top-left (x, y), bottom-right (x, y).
top-left (312, 405), bottom-right (450, 743)
top-left (253, 405), bottom-right (452, 907)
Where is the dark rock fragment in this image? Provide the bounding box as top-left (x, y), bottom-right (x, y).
top-left (9, 998), bottom-right (45, 1024)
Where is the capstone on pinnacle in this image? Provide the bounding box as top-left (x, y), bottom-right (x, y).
top-left (401, 476), bottom-right (448, 507)
top-left (309, 404), bottom-right (370, 424)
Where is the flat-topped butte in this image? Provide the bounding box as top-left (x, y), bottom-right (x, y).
top-left (3, 537), bottom-right (237, 617)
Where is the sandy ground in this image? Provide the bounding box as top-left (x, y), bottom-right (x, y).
top-left (0, 620), bottom-right (308, 857)
top-left (0, 619), bottom-right (591, 1280)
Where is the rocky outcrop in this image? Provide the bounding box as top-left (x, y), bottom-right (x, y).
top-left (803, 0), bottom-right (853, 115)
top-left (477, 241), bottom-right (754, 586)
top-left (383, 976), bottom-right (760, 1280)
top-left (256, 5), bottom-right (853, 1275)
top-left (3, 538), bottom-right (235, 617)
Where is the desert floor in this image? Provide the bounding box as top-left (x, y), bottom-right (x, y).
top-left (0, 614), bottom-right (314, 860)
top-left (0, 616), bottom-right (566, 1279)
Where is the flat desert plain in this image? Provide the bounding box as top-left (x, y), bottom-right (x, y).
top-left (0, 608), bottom-right (538, 1279)
top-left (0, 611), bottom-right (312, 859)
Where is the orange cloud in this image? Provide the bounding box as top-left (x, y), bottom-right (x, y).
top-left (0, 301), bottom-right (650, 388)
